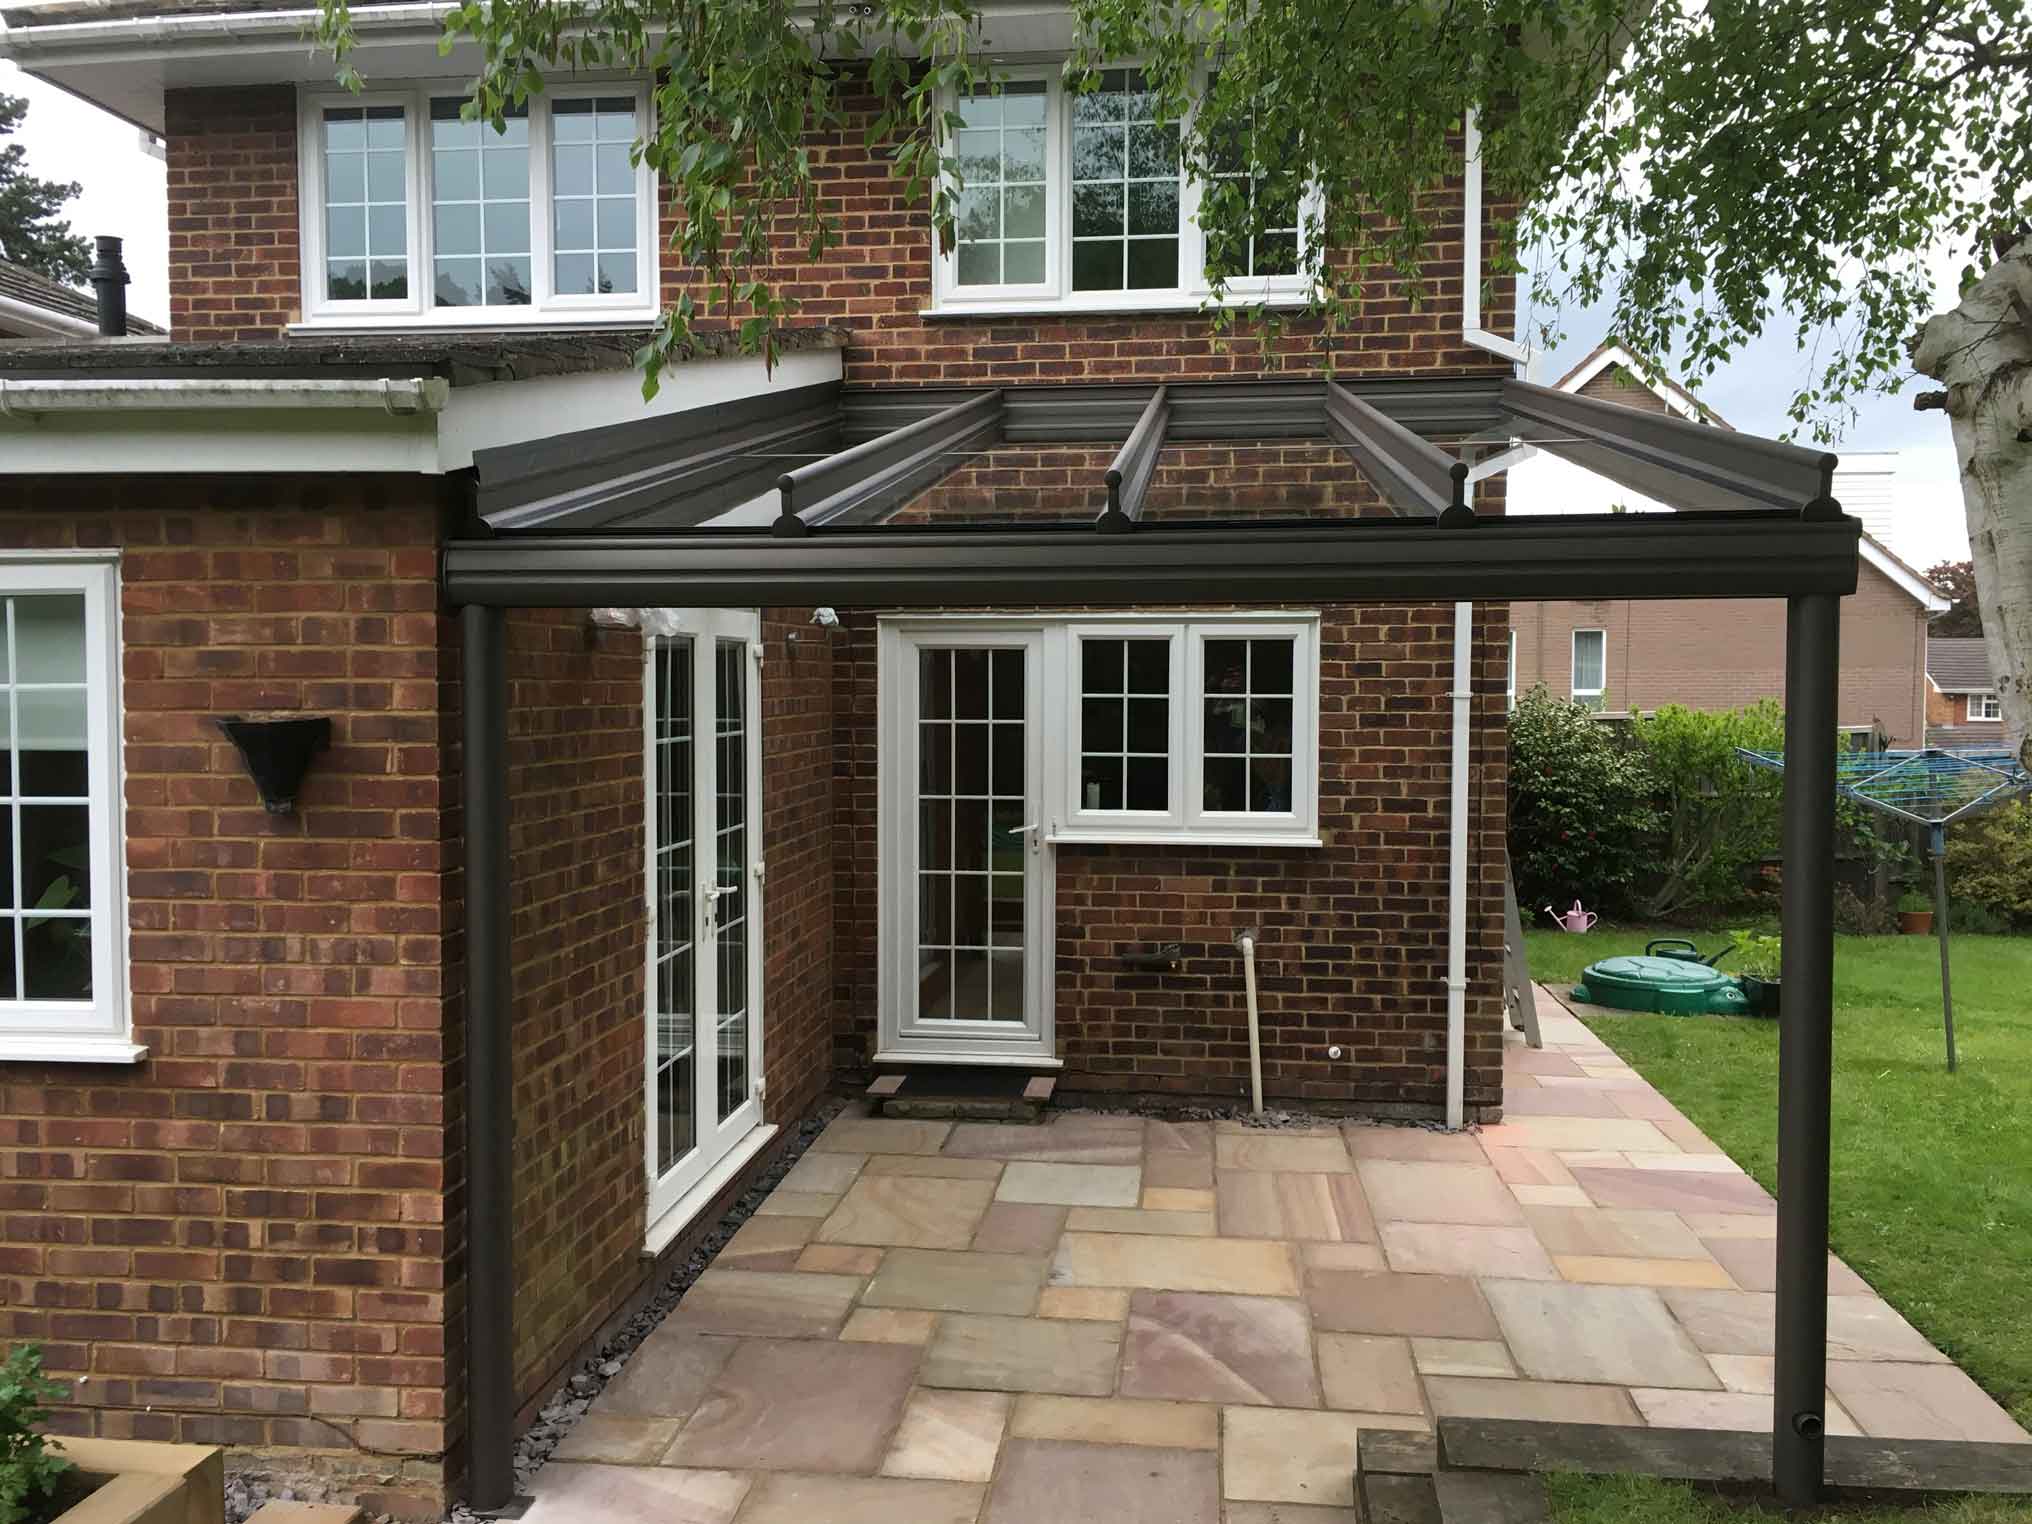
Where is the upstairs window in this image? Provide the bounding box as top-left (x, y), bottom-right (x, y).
top-left (932, 67), bottom-right (1314, 314)
top-left (301, 84), bottom-right (655, 326)
top-left (1572, 628), bottom-right (1607, 710)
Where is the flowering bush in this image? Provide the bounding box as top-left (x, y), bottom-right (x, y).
top-left (1507, 685), bottom-right (1661, 915)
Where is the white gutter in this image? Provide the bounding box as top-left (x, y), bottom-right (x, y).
top-left (0, 376), bottom-right (449, 416)
top-left (1446, 600), bottom-right (1473, 1130)
top-left (1461, 111), bottom-right (1533, 371)
top-left (0, 294), bottom-right (98, 340)
top-left (0, 3), bottom-right (453, 58)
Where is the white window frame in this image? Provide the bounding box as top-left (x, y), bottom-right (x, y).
top-left (1184, 619), bottom-right (1318, 841)
top-left (1064, 622), bottom-right (1187, 833)
top-left (1571, 627), bottom-right (1607, 708)
top-left (0, 553), bottom-right (138, 1065)
top-left (928, 59), bottom-right (1319, 317)
top-left (297, 80), bottom-right (660, 329)
top-left (1970, 691), bottom-right (2002, 721)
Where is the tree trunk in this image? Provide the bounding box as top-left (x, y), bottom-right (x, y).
top-left (1912, 237), bottom-right (2032, 772)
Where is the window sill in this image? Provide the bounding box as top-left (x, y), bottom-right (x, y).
top-left (0, 1035), bottom-right (148, 1065)
top-left (641, 1122), bottom-right (779, 1258)
top-left (1050, 829), bottom-right (1322, 849)
top-left (287, 313), bottom-right (661, 337)
top-left (921, 290), bottom-right (1315, 320)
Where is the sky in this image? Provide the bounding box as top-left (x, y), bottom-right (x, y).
top-left (3, 60), bottom-right (1973, 568)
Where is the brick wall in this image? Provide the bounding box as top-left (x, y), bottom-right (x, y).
top-left (0, 479), bottom-right (456, 1516)
top-left (828, 600), bottom-right (1510, 1117)
top-left (166, 87), bottom-right (301, 343)
top-left (1511, 557), bottom-right (1931, 743)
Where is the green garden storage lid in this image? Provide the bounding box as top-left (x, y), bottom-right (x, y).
top-left (1572, 955), bottom-right (1750, 1015)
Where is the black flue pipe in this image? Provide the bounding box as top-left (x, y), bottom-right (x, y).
top-left (1773, 591), bottom-right (1840, 1505)
top-left (460, 603), bottom-right (515, 1512)
top-left (88, 236), bottom-right (129, 337)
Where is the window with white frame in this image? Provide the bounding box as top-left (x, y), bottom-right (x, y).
top-left (1571, 628), bottom-right (1607, 710)
top-left (1971, 691), bottom-right (2002, 721)
top-left (300, 84), bottom-right (656, 325)
top-left (1061, 616), bottom-right (1318, 843)
top-left (0, 558), bottom-right (134, 1063)
top-left (933, 68), bottom-right (1314, 314)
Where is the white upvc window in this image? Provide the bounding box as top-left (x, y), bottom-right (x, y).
top-left (930, 65), bottom-right (1317, 316)
top-left (1055, 614), bottom-right (1319, 845)
top-left (0, 556), bottom-right (137, 1064)
top-left (1970, 691), bottom-right (2001, 721)
top-left (1571, 627), bottom-right (1606, 711)
top-left (298, 82), bottom-right (658, 327)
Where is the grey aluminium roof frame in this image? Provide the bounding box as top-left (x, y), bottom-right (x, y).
top-left (449, 370), bottom-right (1863, 1516)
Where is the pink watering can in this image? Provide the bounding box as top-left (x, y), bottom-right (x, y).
top-left (1544, 900), bottom-right (1599, 933)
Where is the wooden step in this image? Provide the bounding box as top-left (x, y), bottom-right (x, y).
top-left (1433, 1471), bottom-right (1550, 1523)
top-left (245, 1504), bottom-right (365, 1524)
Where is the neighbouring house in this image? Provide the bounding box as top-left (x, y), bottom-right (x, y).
top-left (1507, 341), bottom-right (1948, 740)
top-left (0, 257), bottom-right (163, 338)
top-left (1927, 636), bottom-right (2014, 749)
top-left (0, 8), bottom-right (1874, 1517)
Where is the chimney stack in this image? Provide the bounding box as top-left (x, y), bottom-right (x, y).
top-left (88, 236), bottom-right (129, 338)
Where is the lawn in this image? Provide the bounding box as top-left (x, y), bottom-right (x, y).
top-left (1522, 924), bottom-right (2032, 1524)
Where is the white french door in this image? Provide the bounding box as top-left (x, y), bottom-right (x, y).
top-left (879, 623), bottom-right (1052, 1061)
top-left (644, 610), bottom-right (764, 1225)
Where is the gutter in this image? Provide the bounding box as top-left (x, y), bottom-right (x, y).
top-left (0, 376), bottom-right (449, 416)
top-left (0, 3), bottom-right (453, 58)
top-left (0, 294), bottom-right (98, 340)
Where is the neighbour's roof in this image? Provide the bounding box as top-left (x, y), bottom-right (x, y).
top-left (1928, 637), bottom-right (1994, 693)
top-left (1551, 340), bottom-right (1731, 428)
top-left (0, 259), bottom-right (164, 336)
top-left (0, 326), bottom-right (846, 386)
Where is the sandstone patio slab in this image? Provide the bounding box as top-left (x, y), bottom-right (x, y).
top-left (995, 1162), bottom-right (1143, 1207)
top-left (881, 1388), bottom-right (1011, 1482)
top-left (1215, 1171), bottom-right (1374, 1242)
top-left (1483, 1279), bottom-right (1718, 1389)
top-left (777, 1151), bottom-right (868, 1195)
top-left (1422, 1375), bottom-right (1641, 1426)
top-left (813, 1117), bottom-right (952, 1155)
top-left (816, 1175), bottom-right (996, 1249)
top-left (547, 1415), bottom-right (683, 1465)
top-left (1221, 1408), bottom-right (1368, 1507)
top-left (922, 1311), bottom-right (1122, 1396)
top-left (1824, 1361), bottom-right (2032, 1443)
top-left (1119, 1290), bottom-right (1319, 1407)
top-left (1379, 1222), bottom-right (1557, 1281)
top-left (1343, 1125), bottom-right (1488, 1163)
top-left (591, 1329), bottom-right (737, 1419)
top-left (1051, 1232), bottom-right (1299, 1296)
top-left (718, 1214), bottom-right (819, 1272)
top-left (945, 1119), bottom-right (1145, 1166)
top-left (1318, 1333), bottom-right (1424, 1414)
top-left (664, 1338), bottom-right (919, 1474)
top-left (1304, 1268), bottom-right (1500, 1340)
top-left (1661, 1289), bottom-right (1950, 1363)
top-left (523, 1464), bottom-right (749, 1524)
top-left (1628, 1387), bottom-right (1861, 1436)
top-left (1698, 1235), bottom-right (1872, 1294)
top-left (1214, 1131), bottom-right (1353, 1174)
top-left (1355, 1161), bottom-right (1524, 1226)
top-left (1523, 1204), bottom-right (1710, 1260)
top-left (1568, 1166), bottom-right (1776, 1215)
top-left (971, 1202), bottom-right (1066, 1254)
top-left (733, 1473), bottom-right (983, 1524)
top-left (1008, 1394), bottom-right (1218, 1449)
top-left (984, 1438), bottom-right (1219, 1524)
top-left (665, 1270), bottom-right (862, 1340)
top-left (862, 1248), bottom-right (1046, 1317)
top-left (1410, 1337), bottom-right (1517, 1379)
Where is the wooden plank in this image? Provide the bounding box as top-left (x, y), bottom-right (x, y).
top-left (1361, 1473), bottom-right (1443, 1524)
top-left (1438, 1418), bottom-right (2032, 1496)
top-left (1359, 1427), bottom-right (1439, 1477)
top-left (865, 1075), bottom-right (905, 1098)
top-left (1434, 1472), bottom-right (1550, 1524)
top-left (1022, 1075), bottom-right (1056, 1103)
top-left (1503, 872), bottom-right (1542, 1048)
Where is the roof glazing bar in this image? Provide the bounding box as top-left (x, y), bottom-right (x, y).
top-left (1096, 385), bottom-right (1169, 533)
top-left (1325, 380), bottom-right (1470, 521)
top-left (774, 388), bottom-right (1002, 536)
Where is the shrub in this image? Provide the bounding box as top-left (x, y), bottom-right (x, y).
top-left (1832, 884), bottom-right (1894, 936)
top-left (0, 1345), bottom-right (70, 1524)
top-left (1628, 701), bottom-right (1785, 919)
top-left (1944, 800), bottom-right (2032, 925)
top-left (1507, 685), bottom-right (1661, 915)
top-left (1729, 929), bottom-right (1783, 979)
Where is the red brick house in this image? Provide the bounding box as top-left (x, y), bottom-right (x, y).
top-left (1508, 342), bottom-right (1948, 740)
top-left (0, 7), bottom-right (1869, 1515)
top-left (1926, 636), bottom-right (2015, 749)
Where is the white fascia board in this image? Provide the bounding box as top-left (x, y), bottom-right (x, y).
top-left (0, 408), bottom-right (443, 473)
top-left (0, 376), bottom-right (449, 414)
top-left (0, 3), bottom-right (452, 60)
top-left (1860, 538), bottom-right (1951, 612)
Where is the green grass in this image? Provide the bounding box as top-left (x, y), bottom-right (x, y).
top-left (1545, 1473), bottom-right (2032, 1523)
top-left (1523, 924), bottom-right (2032, 1523)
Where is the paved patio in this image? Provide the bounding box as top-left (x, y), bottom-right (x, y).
top-left (522, 998), bottom-right (2028, 1524)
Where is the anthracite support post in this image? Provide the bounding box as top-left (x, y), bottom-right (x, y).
top-left (461, 603), bottom-right (515, 1512)
top-left (1775, 591), bottom-right (1839, 1506)
top-left (1931, 824), bottom-right (1957, 1072)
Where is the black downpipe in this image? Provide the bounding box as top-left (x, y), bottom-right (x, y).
top-left (461, 603), bottom-right (516, 1512)
top-left (1774, 591), bottom-right (1839, 1506)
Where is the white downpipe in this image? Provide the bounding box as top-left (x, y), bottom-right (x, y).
top-left (1237, 932), bottom-right (1264, 1116)
top-left (1446, 601), bottom-right (1473, 1130)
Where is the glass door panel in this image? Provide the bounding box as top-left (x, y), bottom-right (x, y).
top-left (650, 636), bottom-right (695, 1181)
